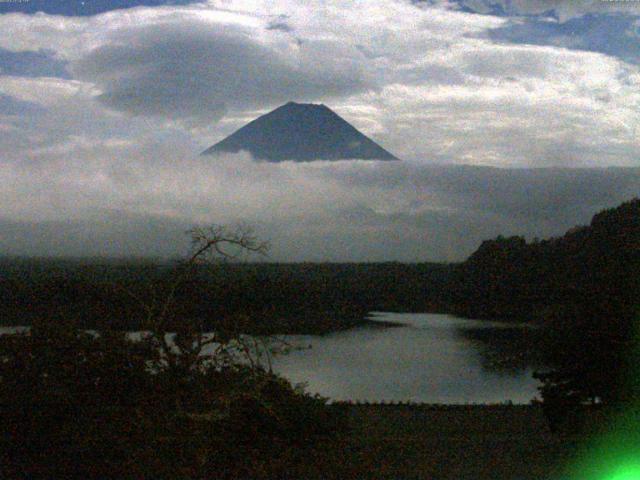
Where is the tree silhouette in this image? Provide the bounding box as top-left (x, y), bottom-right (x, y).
top-left (0, 225), bottom-right (340, 478)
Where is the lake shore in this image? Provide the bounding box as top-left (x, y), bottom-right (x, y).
top-left (298, 403), bottom-right (582, 479)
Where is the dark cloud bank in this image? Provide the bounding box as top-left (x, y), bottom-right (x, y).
top-left (74, 19), bottom-right (369, 123)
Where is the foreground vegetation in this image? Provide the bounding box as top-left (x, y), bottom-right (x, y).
top-left (1, 227), bottom-right (346, 478)
top-left (2, 200), bottom-right (637, 334)
top-left (0, 316), bottom-right (627, 480)
top-left (0, 325), bottom-right (624, 480)
top-left (328, 403), bottom-right (580, 480)
top-left (0, 258), bottom-right (453, 333)
top-left (0, 318), bottom-right (343, 478)
top-left (0, 199), bottom-right (638, 477)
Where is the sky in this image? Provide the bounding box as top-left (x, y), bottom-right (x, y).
top-left (1, 0), bottom-right (639, 261)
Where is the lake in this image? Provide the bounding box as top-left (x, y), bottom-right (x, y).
top-left (0, 312), bottom-right (541, 404)
top-left (269, 312), bottom-right (541, 404)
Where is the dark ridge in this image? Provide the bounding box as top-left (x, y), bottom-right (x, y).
top-left (202, 101), bottom-right (399, 162)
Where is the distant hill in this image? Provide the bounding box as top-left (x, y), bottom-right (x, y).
top-left (202, 102), bottom-right (398, 162)
top-left (450, 198), bottom-right (640, 322)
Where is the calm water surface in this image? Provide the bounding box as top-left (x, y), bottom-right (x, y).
top-left (269, 312), bottom-right (540, 404)
top-left (0, 312), bottom-right (540, 404)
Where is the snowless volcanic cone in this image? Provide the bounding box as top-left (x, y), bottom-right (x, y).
top-left (202, 102), bottom-right (398, 162)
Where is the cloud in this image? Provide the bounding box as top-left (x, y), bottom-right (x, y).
top-left (266, 14), bottom-right (293, 32)
top-left (0, 1), bottom-right (502, 124)
top-left (1, 143), bottom-right (638, 261)
top-left (0, 48), bottom-right (70, 78)
top-left (0, 93), bottom-right (44, 116)
top-left (0, 213), bottom-right (191, 258)
top-left (71, 15), bottom-right (370, 123)
top-left (0, 0), bottom-right (640, 262)
top-left (484, 12), bottom-right (640, 66)
top-left (1, 1), bottom-right (639, 169)
top-left (334, 39), bottom-right (640, 166)
top-left (0, 0), bottom-right (202, 17)
top-left (450, 0), bottom-right (640, 22)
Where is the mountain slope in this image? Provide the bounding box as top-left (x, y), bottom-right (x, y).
top-left (202, 102), bottom-right (398, 162)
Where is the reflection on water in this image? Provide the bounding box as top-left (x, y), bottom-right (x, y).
top-left (0, 312), bottom-right (542, 404)
top-left (269, 312), bottom-right (541, 404)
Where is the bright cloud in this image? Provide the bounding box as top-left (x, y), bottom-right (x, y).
top-left (1, 0), bottom-right (639, 260)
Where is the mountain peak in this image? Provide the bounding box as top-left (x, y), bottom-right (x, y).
top-left (282, 101), bottom-right (325, 108)
top-left (202, 102), bottom-right (398, 162)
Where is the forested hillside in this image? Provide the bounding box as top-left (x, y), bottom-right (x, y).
top-left (449, 198), bottom-right (640, 323)
top-left (0, 260), bottom-right (453, 333)
top-left (1, 199), bottom-right (637, 335)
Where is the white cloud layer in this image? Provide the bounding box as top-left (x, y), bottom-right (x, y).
top-left (2, 148), bottom-right (639, 260)
top-left (1, 0), bottom-right (640, 259)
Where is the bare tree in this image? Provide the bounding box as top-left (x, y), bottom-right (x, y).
top-left (120, 224), bottom-right (270, 379)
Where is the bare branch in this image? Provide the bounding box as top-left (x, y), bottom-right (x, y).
top-left (128, 224), bottom-right (272, 376)
top-left (186, 224), bottom-right (269, 265)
